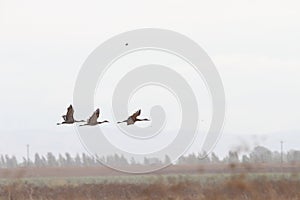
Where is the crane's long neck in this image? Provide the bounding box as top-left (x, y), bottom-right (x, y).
top-left (99, 120), bottom-right (109, 124)
top-left (75, 120), bottom-right (85, 122)
top-left (136, 118), bottom-right (150, 121)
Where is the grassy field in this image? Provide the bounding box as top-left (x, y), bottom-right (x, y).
top-left (0, 165), bottom-right (299, 200)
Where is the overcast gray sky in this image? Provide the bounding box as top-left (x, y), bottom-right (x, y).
top-left (0, 0), bottom-right (299, 159)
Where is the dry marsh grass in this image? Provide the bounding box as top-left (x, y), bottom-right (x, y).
top-left (0, 173), bottom-right (299, 200)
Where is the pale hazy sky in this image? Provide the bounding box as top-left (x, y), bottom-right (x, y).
top-left (0, 0), bottom-right (299, 158)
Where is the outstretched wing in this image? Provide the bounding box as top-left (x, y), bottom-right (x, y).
top-left (65, 105), bottom-right (74, 121)
top-left (87, 108), bottom-right (100, 124)
top-left (130, 109), bottom-right (141, 121)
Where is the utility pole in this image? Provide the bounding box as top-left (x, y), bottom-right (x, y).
top-left (280, 141), bottom-right (283, 164)
top-left (27, 144), bottom-right (30, 166)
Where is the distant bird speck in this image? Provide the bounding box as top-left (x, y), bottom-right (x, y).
top-left (57, 105), bottom-right (85, 125)
top-left (117, 109), bottom-right (150, 125)
top-left (80, 108), bottom-right (109, 126)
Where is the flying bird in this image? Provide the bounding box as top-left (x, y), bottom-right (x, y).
top-left (80, 108), bottom-right (109, 126)
top-left (117, 109), bottom-right (150, 125)
top-left (57, 105), bottom-right (85, 125)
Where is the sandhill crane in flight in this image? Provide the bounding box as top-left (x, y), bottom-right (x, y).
top-left (117, 109), bottom-right (150, 125)
top-left (80, 108), bottom-right (109, 126)
top-left (57, 105), bottom-right (85, 125)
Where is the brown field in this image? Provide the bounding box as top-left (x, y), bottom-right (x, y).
top-left (1, 163), bottom-right (300, 178)
top-left (0, 164), bottom-right (299, 200)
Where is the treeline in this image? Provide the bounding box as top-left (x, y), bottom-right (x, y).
top-left (1, 146), bottom-right (300, 168)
